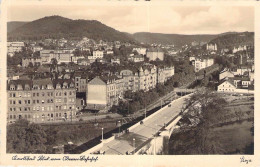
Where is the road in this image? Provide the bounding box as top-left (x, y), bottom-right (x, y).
top-left (87, 94), bottom-right (192, 155)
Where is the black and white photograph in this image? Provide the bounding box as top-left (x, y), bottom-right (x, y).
top-left (1, 0), bottom-right (259, 166)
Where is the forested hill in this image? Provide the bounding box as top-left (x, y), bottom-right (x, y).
top-left (7, 21), bottom-right (28, 32)
top-left (8, 15), bottom-right (137, 43)
top-left (132, 32), bottom-right (218, 47)
top-left (208, 32), bottom-right (254, 50)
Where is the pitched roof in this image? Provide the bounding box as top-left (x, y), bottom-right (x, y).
top-left (88, 76), bottom-right (106, 85)
top-left (218, 78), bottom-right (236, 87)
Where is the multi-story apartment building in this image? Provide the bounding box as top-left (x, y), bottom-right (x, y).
top-left (146, 48), bottom-right (164, 61)
top-left (137, 65), bottom-right (157, 91)
top-left (22, 57), bottom-right (42, 67)
top-left (40, 49), bottom-right (74, 64)
top-left (88, 50), bottom-right (104, 60)
top-left (206, 43), bottom-right (217, 51)
top-left (194, 58), bottom-right (214, 72)
top-left (87, 75), bottom-right (124, 110)
top-left (120, 64), bottom-right (173, 92)
top-left (7, 79), bottom-right (76, 123)
top-left (7, 42), bottom-right (25, 57)
top-left (157, 66), bottom-right (175, 84)
top-left (74, 73), bottom-right (88, 93)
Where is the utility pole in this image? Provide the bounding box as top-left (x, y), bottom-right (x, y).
top-left (101, 127), bottom-right (104, 141)
top-left (133, 138), bottom-right (135, 154)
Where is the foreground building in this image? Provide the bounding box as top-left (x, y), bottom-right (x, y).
top-left (7, 79), bottom-right (76, 123)
top-left (86, 76), bottom-right (124, 111)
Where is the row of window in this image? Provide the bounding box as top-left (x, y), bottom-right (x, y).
top-left (8, 111), bottom-right (76, 120)
top-left (9, 91), bottom-right (75, 97)
top-left (9, 105), bottom-right (75, 112)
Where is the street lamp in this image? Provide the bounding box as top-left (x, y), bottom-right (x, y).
top-left (118, 120), bottom-right (121, 133)
top-left (133, 138), bottom-right (135, 154)
top-left (101, 127), bottom-right (104, 141)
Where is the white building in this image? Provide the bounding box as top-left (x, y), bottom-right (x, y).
top-left (206, 43), bottom-right (217, 51)
top-left (7, 42), bottom-right (25, 57)
top-left (146, 48), bottom-right (164, 61)
top-left (219, 69), bottom-right (235, 80)
top-left (217, 79), bottom-right (236, 92)
top-left (133, 48), bottom-right (147, 55)
top-left (88, 50), bottom-right (104, 60)
top-left (233, 45), bottom-right (247, 53)
top-left (194, 58), bottom-right (214, 72)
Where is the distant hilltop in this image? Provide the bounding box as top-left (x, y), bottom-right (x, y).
top-left (7, 15), bottom-right (138, 43)
top-left (8, 15), bottom-right (254, 49)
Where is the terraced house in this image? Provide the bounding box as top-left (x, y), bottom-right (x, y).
top-left (7, 78), bottom-right (76, 123)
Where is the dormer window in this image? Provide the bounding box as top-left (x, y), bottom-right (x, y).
top-left (56, 84), bottom-right (61, 89)
top-left (33, 85), bottom-right (39, 90)
top-left (17, 84), bottom-right (23, 90)
top-left (41, 85), bottom-right (46, 90)
top-left (10, 84), bottom-right (15, 90)
top-left (63, 82), bottom-right (68, 88)
top-left (47, 84), bottom-right (53, 89)
top-left (24, 84), bottom-right (30, 90)
top-left (70, 83), bottom-right (74, 88)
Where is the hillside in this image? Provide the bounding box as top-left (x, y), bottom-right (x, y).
top-left (8, 16), bottom-right (137, 43)
top-left (7, 21), bottom-right (28, 32)
top-left (132, 32), bottom-right (218, 47)
top-left (208, 32), bottom-right (254, 50)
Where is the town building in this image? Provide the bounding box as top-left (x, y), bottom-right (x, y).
top-left (88, 50), bottom-right (104, 60)
top-left (146, 48), bottom-right (164, 61)
top-left (7, 42), bottom-right (25, 57)
top-left (111, 58), bottom-right (120, 64)
top-left (22, 57), bottom-right (42, 67)
top-left (74, 73), bottom-right (88, 93)
top-left (217, 79), bottom-right (236, 92)
top-left (157, 66), bottom-right (175, 84)
top-left (133, 48), bottom-right (147, 55)
top-left (233, 45), bottom-right (247, 53)
top-left (40, 49), bottom-right (74, 64)
top-left (7, 79), bottom-right (76, 123)
top-left (86, 75), bottom-right (124, 111)
top-left (219, 69), bottom-right (235, 80)
top-left (194, 58), bottom-right (214, 72)
top-left (206, 43), bottom-right (217, 51)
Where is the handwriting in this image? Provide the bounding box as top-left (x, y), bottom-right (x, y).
top-left (240, 156), bottom-right (252, 164)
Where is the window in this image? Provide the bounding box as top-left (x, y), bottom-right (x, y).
top-left (10, 100), bottom-right (12, 105)
top-left (37, 93), bottom-right (39, 96)
top-left (33, 93), bottom-right (35, 97)
top-left (28, 100), bottom-right (30, 104)
top-left (10, 108), bottom-right (12, 111)
top-left (42, 92), bottom-right (45, 96)
top-left (19, 100), bottom-right (22, 104)
top-left (10, 115), bottom-right (12, 119)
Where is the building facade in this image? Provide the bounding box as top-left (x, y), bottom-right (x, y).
top-left (146, 48), bottom-right (164, 61)
top-left (87, 76), bottom-right (124, 111)
top-left (7, 79), bottom-right (76, 123)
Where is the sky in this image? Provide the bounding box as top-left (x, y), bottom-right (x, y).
top-left (7, 5), bottom-right (254, 34)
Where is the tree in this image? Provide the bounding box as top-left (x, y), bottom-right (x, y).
top-left (176, 89), bottom-right (228, 154)
top-left (50, 58), bottom-right (58, 71)
top-left (7, 119), bottom-right (48, 153)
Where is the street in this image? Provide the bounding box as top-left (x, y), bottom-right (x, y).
top-left (86, 94), bottom-right (192, 155)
